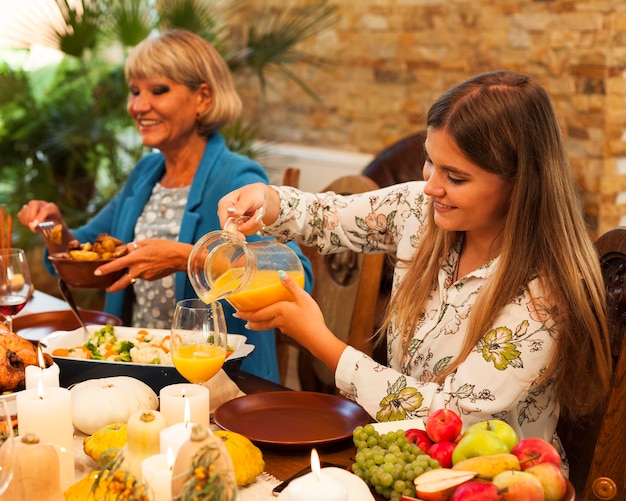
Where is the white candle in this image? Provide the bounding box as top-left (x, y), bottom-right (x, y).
top-left (159, 383), bottom-right (210, 427)
top-left (142, 448), bottom-right (175, 501)
top-left (286, 449), bottom-right (348, 501)
top-left (160, 422), bottom-right (197, 458)
top-left (16, 383), bottom-right (75, 491)
top-left (25, 363), bottom-right (60, 389)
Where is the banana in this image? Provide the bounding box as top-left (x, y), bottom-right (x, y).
top-left (451, 453), bottom-right (521, 480)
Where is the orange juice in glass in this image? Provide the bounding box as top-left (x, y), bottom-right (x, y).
top-left (188, 221), bottom-right (305, 310)
top-left (171, 345), bottom-right (226, 383)
top-left (170, 299), bottom-right (227, 384)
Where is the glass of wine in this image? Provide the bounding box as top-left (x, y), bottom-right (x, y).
top-left (0, 249), bottom-right (31, 332)
top-left (0, 397), bottom-right (15, 495)
top-left (170, 299), bottom-right (228, 384)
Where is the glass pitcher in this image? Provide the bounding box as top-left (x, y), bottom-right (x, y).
top-left (187, 217), bottom-right (305, 311)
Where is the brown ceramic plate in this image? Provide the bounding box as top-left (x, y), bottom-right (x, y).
top-left (213, 391), bottom-right (370, 449)
top-left (13, 310), bottom-right (122, 341)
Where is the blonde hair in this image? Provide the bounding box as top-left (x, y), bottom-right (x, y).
top-left (385, 70), bottom-right (611, 420)
top-left (124, 29), bottom-right (242, 136)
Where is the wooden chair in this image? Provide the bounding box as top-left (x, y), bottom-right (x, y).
top-left (275, 169), bottom-right (384, 392)
top-left (557, 226), bottom-right (626, 499)
top-left (362, 131), bottom-right (427, 363)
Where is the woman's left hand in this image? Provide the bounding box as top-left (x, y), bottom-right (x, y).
top-left (235, 272), bottom-right (347, 372)
top-left (94, 239), bottom-right (194, 293)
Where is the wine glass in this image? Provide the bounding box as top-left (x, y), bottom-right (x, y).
top-left (0, 249), bottom-right (31, 332)
top-left (170, 299), bottom-right (228, 384)
top-left (0, 397), bottom-right (15, 495)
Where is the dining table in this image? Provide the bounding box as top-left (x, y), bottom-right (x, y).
top-left (19, 290), bottom-right (576, 501)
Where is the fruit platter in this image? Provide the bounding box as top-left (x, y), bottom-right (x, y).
top-left (351, 409), bottom-right (574, 501)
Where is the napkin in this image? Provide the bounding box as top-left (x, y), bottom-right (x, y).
top-left (202, 369), bottom-right (245, 413)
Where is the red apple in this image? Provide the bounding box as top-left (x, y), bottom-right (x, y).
top-left (450, 481), bottom-right (502, 501)
top-left (491, 470), bottom-right (544, 501)
top-left (526, 462), bottom-right (567, 501)
top-left (427, 441), bottom-right (456, 468)
top-left (510, 437), bottom-right (561, 470)
top-left (406, 428), bottom-right (434, 453)
top-left (425, 409), bottom-right (463, 443)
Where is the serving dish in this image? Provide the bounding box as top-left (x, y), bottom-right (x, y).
top-left (41, 325), bottom-right (254, 393)
top-left (213, 391), bottom-right (371, 449)
top-left (13, 309), bottom-right (122, 341)
top-left (48, 253), bottom-right (125, 288)
top-left (371, 418), bottom-right (425, 434)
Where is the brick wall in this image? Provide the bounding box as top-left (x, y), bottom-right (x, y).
top-left (232, 1), bottom-right (626, 235)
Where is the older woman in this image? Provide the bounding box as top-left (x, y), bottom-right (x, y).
top-left (19, 29), bottom-right (312, 383)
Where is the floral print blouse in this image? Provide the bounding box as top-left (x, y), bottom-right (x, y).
top-left (266, 181), bottom-right (559, 443)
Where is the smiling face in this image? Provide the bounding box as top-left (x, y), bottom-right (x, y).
top-left (126, 77), bottom-right (211, 155)
top-left (423, 127), bottom-right (514, 243)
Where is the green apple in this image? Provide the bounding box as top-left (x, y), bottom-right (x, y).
top-left (465, 419), bottom-right (519, 451)
top-left (451, 428), bottom-right (510, 464)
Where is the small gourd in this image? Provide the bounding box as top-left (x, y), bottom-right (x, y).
top-left (83, 422), bottom-right (128, 462)
top-left (171, 424), bottom-right (237, 501)
top-left (119, 409), bottom-right (168, 479)
top-left (214, 430), bottom-right (264, 486)
top-left (0, 433), bottom-right (65, 501)
top-left (64, 469), bottom-right (148, 501)
top-left (70, 376), bottom-right (158, 435)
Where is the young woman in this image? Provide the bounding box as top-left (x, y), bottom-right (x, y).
top-left (217, 70), bottom-right (611, 444)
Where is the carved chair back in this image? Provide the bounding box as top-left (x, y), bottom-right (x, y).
top-left (275, 169), bottom-right (384, 391)
top-left (557, 226), bottom-right (626, 499)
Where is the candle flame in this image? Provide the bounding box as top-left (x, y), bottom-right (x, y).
top-left (183, 398), bottom-right (191, 425)
top-left (167, 447), bottom-right (175, 470)
top-left (37, 378), bottom-right (45, 399)
top-left (37, 344), bottom-right (45, 369)
top-left (310, 448), bottom-right (321, 479)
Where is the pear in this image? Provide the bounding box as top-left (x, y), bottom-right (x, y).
top-left (451, 453), bottom-right (520, 479)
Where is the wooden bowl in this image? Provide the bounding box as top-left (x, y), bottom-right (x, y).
top-left (48, 253), bottom-right (124, 288)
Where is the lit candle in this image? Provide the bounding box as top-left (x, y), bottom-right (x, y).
top-left (286, 449), bottom-right (348, 501)
top-left (159, 383), bottom-right (210, 427)
top-left (25, 345), bottom-right (60, 389)
top-left (16, 381), bottom-right (74, 491)
top-left (142, 448), bottom-right (175, 501)
top-left (160, 399), bottom-right (197, 457)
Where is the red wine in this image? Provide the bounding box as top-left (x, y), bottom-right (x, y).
top-left (0, 295), bottom-right (27, 316)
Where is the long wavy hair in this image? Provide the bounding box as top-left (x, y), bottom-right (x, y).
top-left (384, 70), bottom-right (611, 420)
top-left (124, 29), bottom-right (242, 136)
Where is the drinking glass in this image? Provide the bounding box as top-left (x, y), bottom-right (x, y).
top-left (0, 249), bottom-right (31, 332)
top-left (170, 299), bottom-right (228, 384)
top-left (0, 398), bottom-right (15, 494)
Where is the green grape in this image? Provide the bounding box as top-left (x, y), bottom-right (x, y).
top-left (351, 426), bottom-right (441, 500)
top-left (393, 479), bottom-right (406, 493)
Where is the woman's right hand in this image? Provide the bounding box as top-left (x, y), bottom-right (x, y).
top-left (17, 201), bottom-right (64, 234)
top-left (217, 183), bottom-right (280, 235)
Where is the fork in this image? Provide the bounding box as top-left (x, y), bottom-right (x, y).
top-left (37, 221), bottom-right (55, 239)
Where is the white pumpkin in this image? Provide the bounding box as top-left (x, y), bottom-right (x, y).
top-left (70, 376), bottom-right (158, 434)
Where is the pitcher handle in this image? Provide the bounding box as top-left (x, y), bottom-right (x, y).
top-left (223, 216), bottom-right (250, 235)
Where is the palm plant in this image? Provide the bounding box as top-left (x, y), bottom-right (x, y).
top-left (0, 0), bottom-right (339, 248)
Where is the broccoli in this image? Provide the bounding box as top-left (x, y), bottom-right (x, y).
top-left (89, 324), bottom-right (117, 346)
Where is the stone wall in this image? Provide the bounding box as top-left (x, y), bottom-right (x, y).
top-left (231, 0), bottom-right (626, 235)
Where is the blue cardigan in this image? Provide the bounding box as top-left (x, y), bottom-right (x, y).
top-left (46, 133), bottom-right (313, 383)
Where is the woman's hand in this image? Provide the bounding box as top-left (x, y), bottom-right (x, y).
top-left (94, 239), bottom-right (194, 293)
top-left (235, 272), bottom-right (347, 372)
top-left (17, 201), bottom-right (72, 252)
top-left (217, 183), bottom-right (281, 235)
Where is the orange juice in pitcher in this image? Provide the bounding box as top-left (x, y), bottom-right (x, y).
top-left (188, 218), bottom-right (305, 311)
